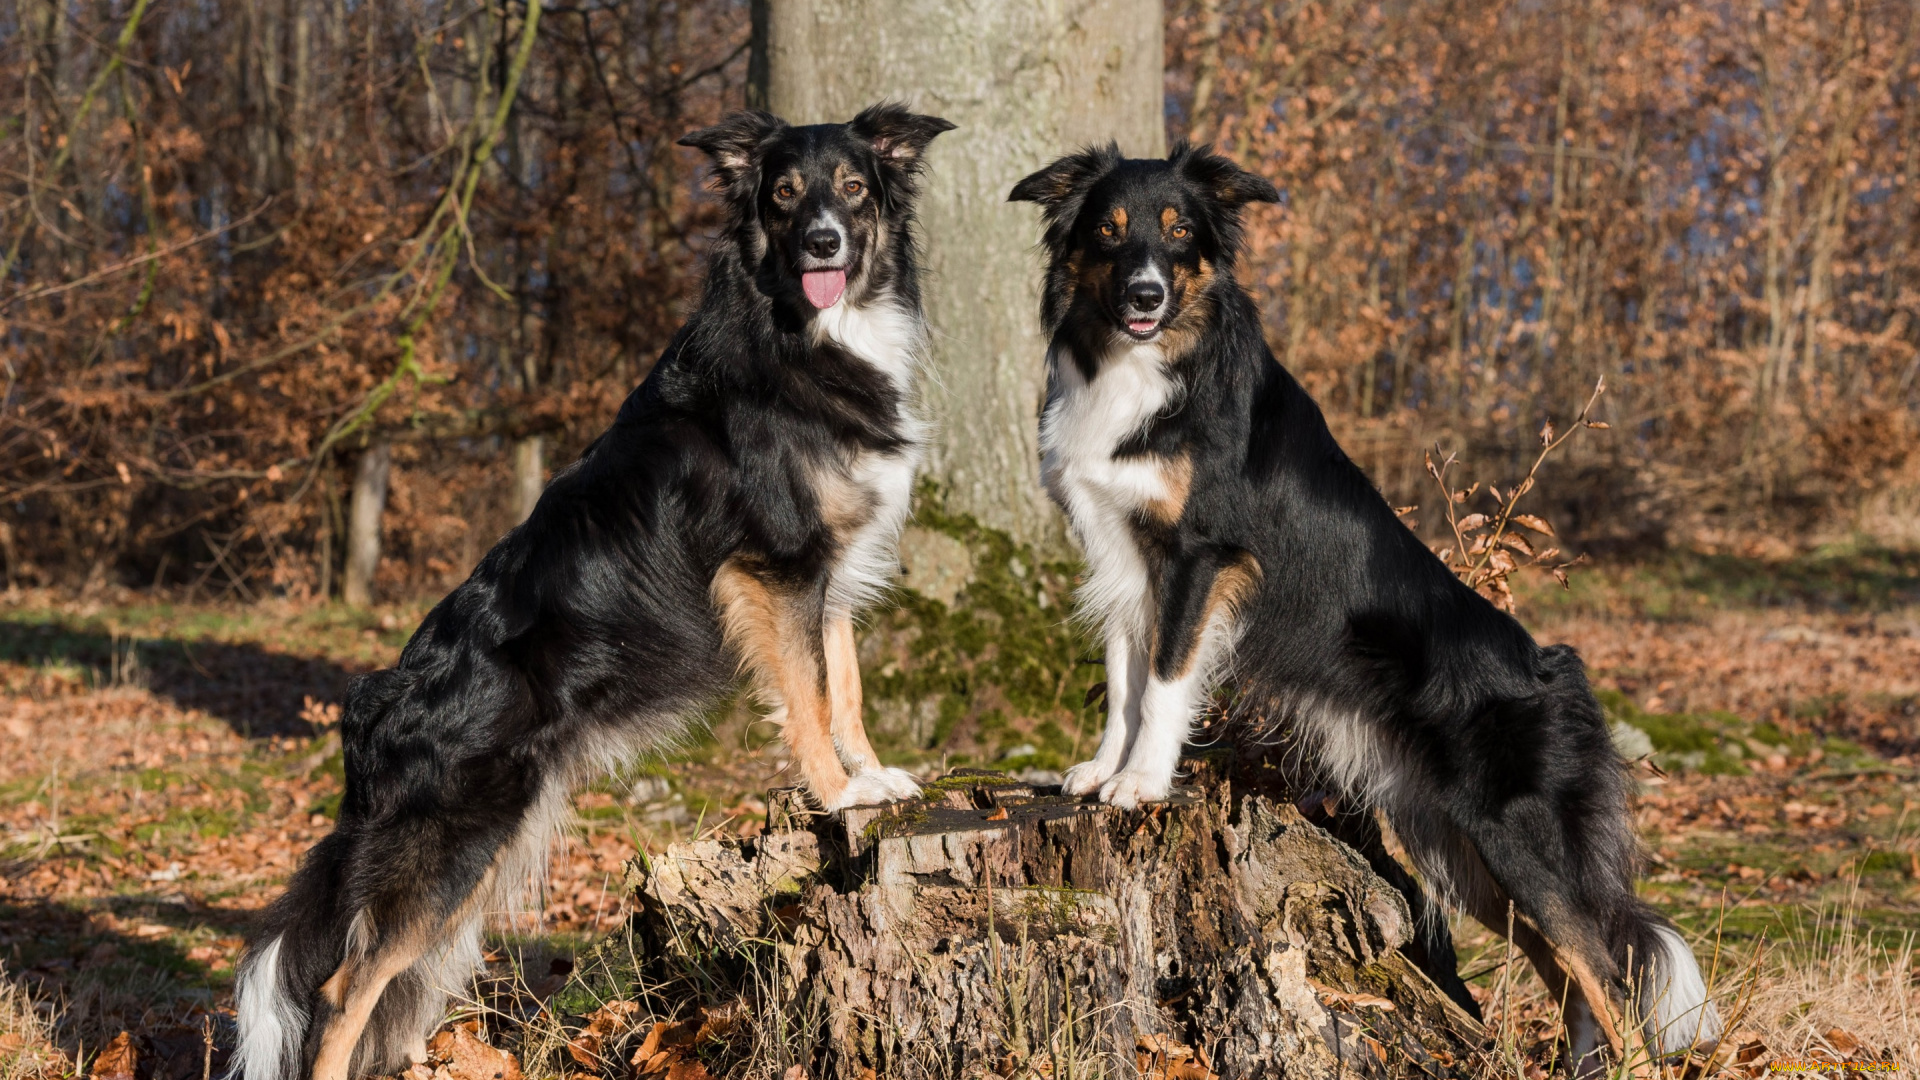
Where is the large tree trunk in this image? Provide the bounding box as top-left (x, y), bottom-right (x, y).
top-left (753, 0), bottom-right (1165, 553)
top-left (341, 440), bottom-right (391, 606)
top-left (628, 766), bottom-right (1483, 1080)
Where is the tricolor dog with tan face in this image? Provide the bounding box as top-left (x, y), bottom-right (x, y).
top-left (1012, 143), bottom-right (1721, 1073)
top-left (228, 103), bottom-right (952, 1080)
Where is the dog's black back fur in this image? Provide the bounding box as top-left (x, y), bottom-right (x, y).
top-left (232, 104), bottom-right (953, 1080)
top-left (1014, 144), bottom-right (1720, 1065)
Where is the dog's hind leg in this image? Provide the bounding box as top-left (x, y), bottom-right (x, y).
top-left (308, 916), bottom-right (437, 1080)
top-left (357, 911), bottom-right (489, 1073)
top-left (824, 614), bottom-right (920, 801)
top-left (1389, 809), bottom-right (1619, 1074)
top-left (1464, 833), bottom-right (1625, 1072)
top-left (306, 807), bottom-right (536, 1080)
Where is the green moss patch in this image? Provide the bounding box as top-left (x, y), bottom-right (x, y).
top-left (857, 484), bottom-right (1097, 768)
top-left (1598, 690), bottom-right (1750, 775)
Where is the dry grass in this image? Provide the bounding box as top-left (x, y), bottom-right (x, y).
top-left (0, 967), bottom-right (69, 1080)
top-left (1739, 890), bottom-right (1918, 1067)
top-left (1457, 884), bottom-right (1917, 1080)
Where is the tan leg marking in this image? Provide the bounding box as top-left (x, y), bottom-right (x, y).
top-left (1556, 945), bottom-right (1627, 1059)
top-left (1464, 892), bottom-right (1627, 1063)
top-left (825, 614), bottom-right (879, 773)
top-left (310, 779), bottom-right (545, 1080)
top-left (713, 560), bottom-right (849, 808)
top-left (310, 930), bottom-right (431, 1080)
top-left (1161, 552), bottom-right (1262, 680)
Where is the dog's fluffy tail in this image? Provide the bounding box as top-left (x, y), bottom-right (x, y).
top-left (230, 932), bottom-right (303, 1080)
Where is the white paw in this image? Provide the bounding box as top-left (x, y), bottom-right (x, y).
top-left (1098, 770), bottom-right (1170, 809)
top-left (1061, 759), bottom-right (1118, 797)
top-left (863, 766), bottom-right (923, 801)
top-left (826, 769), bottom-right (917, 811)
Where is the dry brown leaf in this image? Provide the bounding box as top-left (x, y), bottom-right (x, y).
top-left (1825, 1028), bottom-right (1862, 1055)
top-left (567, 1000), bottom-right (642, 1067)
top-left (428, 1026), bottom-right (522, 1080)
top-left (632, 1018), bottom-right (710, 1078)
top-left (1510, 513), bottom-right (1555, 536)
top-left (90, 1031), bottom-right (137, 1080)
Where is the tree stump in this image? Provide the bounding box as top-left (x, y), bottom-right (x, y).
top-left (625, 762), bottom-right (1484, 1079)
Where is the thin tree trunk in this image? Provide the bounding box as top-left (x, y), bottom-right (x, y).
top-left (510, 435), bottom-right (545, 524)
top-left (342, 440), bottom-right (391, 607)
top-left (757, 0), bottom-right (1164, 554)
top-left (1186, 0), bottom-right (1227, 145)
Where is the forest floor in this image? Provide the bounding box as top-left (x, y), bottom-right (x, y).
top-left (1, 544), bottom-right (1917, 1078)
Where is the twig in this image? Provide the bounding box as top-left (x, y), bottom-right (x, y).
top-left (1423, 378), bottom-right (1608, 611)
top-left (1466, 378), bottom-right (1607, 586)
top-left (0, 203), bottom-right (271, 310)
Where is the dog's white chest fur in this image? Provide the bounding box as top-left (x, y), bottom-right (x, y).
top-left (813, 298), bottom-right (927, 617)
top-left (1038, 342), bottom-right (1178, 638)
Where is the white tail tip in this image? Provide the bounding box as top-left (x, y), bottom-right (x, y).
top-left (229, 936), bottom-right (306, 1080)
top-left (1642, 925), bottom-right (1724, 1056)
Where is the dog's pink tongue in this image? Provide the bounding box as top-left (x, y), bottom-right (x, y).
top-left (802, 269), bottom-right (846, 309)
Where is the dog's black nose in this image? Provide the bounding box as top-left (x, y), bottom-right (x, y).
top-left (1126, 280), bottom-right (1165, 312)
top-left (804, 229), bottom-right (842, 259)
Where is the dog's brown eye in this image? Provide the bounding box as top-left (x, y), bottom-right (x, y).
top-left (1098, 222), bottom-right (1116, 237)
top-left (776, 182), bottom-right (796, 199)
top-left (844, 179), bottom-right (864, 196)
top-left (1171, 225), bottom-right (1190, 239)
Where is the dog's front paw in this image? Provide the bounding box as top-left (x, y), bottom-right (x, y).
top-left (827, 769), bottom-right (919, 811)
top-left (1061, 759), bottom-right (1118, 797)
top-left (1098, 770), bottom-right (1170, 809)
top-left (862, 766), bottom-right (923, 802)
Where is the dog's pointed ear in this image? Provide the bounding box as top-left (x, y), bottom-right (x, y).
top-left (1173, 143), bottom-right (1279, 207)
top-left (1008, 144), bottom-right (1122, 216)
top-left (850, 102), bottom-right (956, 169)
top-left (679, 110), bottom-right (787, 190)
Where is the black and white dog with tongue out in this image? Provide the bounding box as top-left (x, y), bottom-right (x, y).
top-left (229, 103), bottom-right (953, 1080)
top-left (1010, 143), bottom-right (1720, 1071)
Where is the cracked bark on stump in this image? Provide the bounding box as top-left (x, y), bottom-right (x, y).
top-left (626, 763), bottom-right (1483, 1079)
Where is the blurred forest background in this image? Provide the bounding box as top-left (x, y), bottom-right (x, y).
top-left (5, 0), bottom-right (1920, 600)
top-left (5, 4), bottom-right (1920, 1075)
